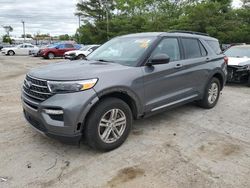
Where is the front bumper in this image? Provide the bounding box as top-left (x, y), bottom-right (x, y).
top-left (227, 65), bottom-right (250, 83)
top-left (22, 89), bottom-right (98, 143)
top-left (64, 54), bottom-right (77, 60)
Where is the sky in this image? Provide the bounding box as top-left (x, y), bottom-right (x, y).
top-left (0, 0), bottom-right (243, 38)
top-left (0, 0), bottom-right (79, 37)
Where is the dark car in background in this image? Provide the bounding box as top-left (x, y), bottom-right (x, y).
top-left (40, 43), bottom-right (80, 59)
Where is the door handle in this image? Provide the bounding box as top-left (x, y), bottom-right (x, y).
top-left (175, 64), bottom-right (183, 69)
top-left (206, 58), bottom-right (210, 62)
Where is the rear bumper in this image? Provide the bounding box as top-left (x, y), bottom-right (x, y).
top-left (227, 65), bottom-right (250, 83)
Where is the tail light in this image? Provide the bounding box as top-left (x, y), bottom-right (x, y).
top-left (224, 56), bottom-right (228, 64)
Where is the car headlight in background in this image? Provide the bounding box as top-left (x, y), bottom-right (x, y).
top-left (47, 78), bottom-right (98, 93)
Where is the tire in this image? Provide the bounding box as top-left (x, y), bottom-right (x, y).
top-left (85, 97), bottom-right (132, 151)
top-left (8, 50), bottom-right (15, 56)
top-left (247, 75), bottom-right (250, 87)
top-left (47, 52), bottom-right (55, 59)
top-left (77, 54), bottom-right (85, 60)
top-left (197, 77), bottom-right (221, 109)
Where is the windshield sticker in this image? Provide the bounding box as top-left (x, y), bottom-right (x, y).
top-left (135, 39), bottom-right (151, 49)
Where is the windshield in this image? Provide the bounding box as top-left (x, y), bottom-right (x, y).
top-left (80, 46), bottom-right (91, 51)
top-left (87, 37), bottom-right (156, 66)
top-left (225, 46), bottom-right (250, 58)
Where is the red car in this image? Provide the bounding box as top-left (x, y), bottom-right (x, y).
top-left (40, 43), bottom-right (78, 59)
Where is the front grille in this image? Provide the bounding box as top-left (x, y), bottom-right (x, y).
top-left (23, 75), bottom-right (53, 102)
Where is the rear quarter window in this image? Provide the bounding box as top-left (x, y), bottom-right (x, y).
top-left (206, 40), bottom-right (222, 54)
top-left (181, 38), bottom-right (204, 59)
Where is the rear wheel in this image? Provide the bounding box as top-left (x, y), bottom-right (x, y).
top-left (197, 77), bottom-right (221, 109)
top-left (47, 52), bottom-right (55, 59)
top-left (85, 98), bottom-right (132, 151)
top-left (247, 75), bottom-right (250, 87)
top-left (8, 50), bottom-right (15, 56)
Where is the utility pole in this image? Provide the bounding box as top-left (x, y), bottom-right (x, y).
top-left (75, 12), bottom-right (82, 43)
top-left (21, 20), bottom-right (25, 42)
top-left (104, 0), bottom-right (109, 40)
top-left (78, 14), bottom-right (81, 29)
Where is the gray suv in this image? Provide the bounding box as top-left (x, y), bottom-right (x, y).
top-left (22, 32), bottom-right (227, 151)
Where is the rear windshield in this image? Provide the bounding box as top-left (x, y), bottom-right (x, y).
top-left (206, 40), bottom-right (222, 54)
top-left (224, 46), bottom-right (250, 58)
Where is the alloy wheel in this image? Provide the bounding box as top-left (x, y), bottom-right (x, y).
top-left (208, 82), bottom-right (219, 104)
top-left (98, 109), bottom-right (126, 144)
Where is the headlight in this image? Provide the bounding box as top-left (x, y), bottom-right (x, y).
top-left (47, 78), bottom-right (98, 93)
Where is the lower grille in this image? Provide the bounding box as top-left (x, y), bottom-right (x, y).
top-left (23, 75), bottom-right (53, 102)
top-left (24, 110), bottom-right (47, 132)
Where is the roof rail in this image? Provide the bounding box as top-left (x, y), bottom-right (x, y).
top-left (168, 30), bottom-right (209, 36)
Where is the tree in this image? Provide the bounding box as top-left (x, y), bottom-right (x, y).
top-left (2, 35), bottom-right (12, 44)
top-left (2, 26), bottom-right (13, 37)
top-left (59, 34), bottom-right (71, 41)
top-left (76, 0), bottom-right (250, 44)
top-left (21, 34), bottom-right (32, 38)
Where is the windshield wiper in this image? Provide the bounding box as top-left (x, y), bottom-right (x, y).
top-left (97, 59), bottom-right (113, 63)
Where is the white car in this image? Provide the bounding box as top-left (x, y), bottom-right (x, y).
top-left (64, 45), bottom-right (100, 60)
top-left (224, 45), bottom-right (250, 85)
top-left (1, 43), bottom-right (39, 56)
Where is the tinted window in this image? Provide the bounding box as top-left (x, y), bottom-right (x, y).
top-left (65, 44), bottom-right (74, 48)
top-left (206, 40), bottom-right (221, 54)
top-left (91, 46), bottom-right (99, 51)
top-left (151, 38), bottom-right (181, 62)
top-left (182, 38), bottom-right (202, 59)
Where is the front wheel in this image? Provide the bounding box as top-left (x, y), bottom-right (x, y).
top-left (77, 54), bottom-right (86, 60)
top-left (8, 50), bottom-right (15, 56)
top-left (85, 98), bottom-right (132, 151)
top-left (197, 77), bottom-right (221, 109)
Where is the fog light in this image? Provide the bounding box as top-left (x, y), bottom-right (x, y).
top-left (44, 109), bottom-right (63, 115)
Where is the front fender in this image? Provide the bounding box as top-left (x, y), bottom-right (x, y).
top-left (94, 86), bottom-right (144, 118)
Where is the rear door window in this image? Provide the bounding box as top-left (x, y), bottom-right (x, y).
top-left (65, 44), bottom-right (74, 48)
top-left (181, 38), bottom-right (203, 59)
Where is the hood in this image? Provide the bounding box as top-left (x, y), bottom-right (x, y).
top-left (228, 57), bottom-right (250, 66)
top-left (2, 47), bottom-right (12, 51)
top-left (28, 60), bottom-right (132, 81)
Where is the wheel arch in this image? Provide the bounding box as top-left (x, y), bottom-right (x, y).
top-left (81, 87), bottom-right (143, 130)
top-left (213, 73), bottom-right (224, 90)
top-left (95, 87), bottom-right (143, 119)
top-left (8, 50), bottom-right (15, 55)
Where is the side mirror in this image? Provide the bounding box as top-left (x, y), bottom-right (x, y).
top-left (148, 53), bottom-right (170, 66)
top-left (55, 47), bottom-right (59, 49)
